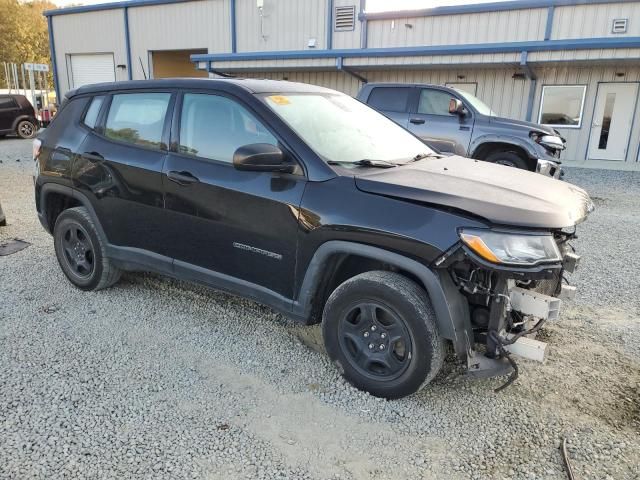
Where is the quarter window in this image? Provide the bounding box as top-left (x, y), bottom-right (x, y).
top-left (418, 89), bottom-right (455, 116)
top-left (83, 96), bottom-right (104, 129)
top-left (178, 93), bottom-right (276, 163)
top-left (105, 93), bottom-right (170, 149)
top-left (367, 87), bottom-right (411, 113)
top-left (538, 85), bottom-right (586, 128)
top-left (0, 96), bottom-right (17, 109)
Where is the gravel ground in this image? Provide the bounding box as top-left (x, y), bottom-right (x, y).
top-left (1, 137), bottom-right (638, 480)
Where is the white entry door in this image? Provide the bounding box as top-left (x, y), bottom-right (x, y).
top-left (69, 53), bottom-right (115, 88)
top-left (588, 82), bottom-right (639, 161)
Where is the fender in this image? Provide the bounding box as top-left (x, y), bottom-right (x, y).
top-left (11, 115), bottom-right (38, 132)
top-left (293, 241), bottom-right (472, 359)
top-left (469, 134), bottom-right (539, 160)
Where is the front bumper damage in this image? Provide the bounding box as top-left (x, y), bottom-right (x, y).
top-left (436, 234), bottom-right (581, 390)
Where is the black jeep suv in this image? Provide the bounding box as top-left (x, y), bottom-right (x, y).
top-left (0, 94), bottom-right (39, 139)
top-left (34, 79), bottom-right (592, 399)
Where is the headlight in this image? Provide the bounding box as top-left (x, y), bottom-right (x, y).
top-left (530, 132), bottom-right (566, 151)
top-left (459, 229), bottom-right (562, 266)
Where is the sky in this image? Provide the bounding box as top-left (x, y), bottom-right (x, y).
top-left (51, 0), bottom-right (511, 10)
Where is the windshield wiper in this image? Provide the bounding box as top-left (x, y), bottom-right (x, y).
top-left (327, 159), bottom-right (398, 168)
top-left (408, 152), bottom-right (444, 162)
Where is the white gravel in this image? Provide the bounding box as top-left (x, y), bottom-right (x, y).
top-left (1, 137), bottom-right (638, 480)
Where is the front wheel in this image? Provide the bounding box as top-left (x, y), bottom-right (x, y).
top-left (485, 150), bottom-right (530, 170)
top-left (322, 271), bottom-right (445, 399)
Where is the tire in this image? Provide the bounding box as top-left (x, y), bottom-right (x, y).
top-left (16, 119), bottom-right (37, 139)
top-left (322, 271), bottom-right (445, 399)
top-left (485, 150), bottom-right (530, 170)
top-left (53, 207), bottom-right (121, 291)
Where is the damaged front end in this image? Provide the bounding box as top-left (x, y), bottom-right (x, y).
top-left (435, 226), bottom-right (582, 390)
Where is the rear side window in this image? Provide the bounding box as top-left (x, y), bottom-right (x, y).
top-left (105, 93), bottom-right (170, 149)
top-left (418, 89), bottom-right (455, 116)
top-left (83, 96), bottom-right (104, 129)
top-left (0, 96), bottom-right (18, 109)
top-left (366, 87), bottom-right (411, 113)
top-left (178, 93), bottom-right (277, 163)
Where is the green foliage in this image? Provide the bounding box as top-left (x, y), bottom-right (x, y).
top-left (0, 0), bottom-right (56, 88)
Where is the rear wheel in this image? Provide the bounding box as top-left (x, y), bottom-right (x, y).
top-left (16, 119), bottom-right (37, 139)
top-left (53, 207), bottom-right (121, 291)
top-left (485, 150), bottom-right (530, 170)
top-left (322, 271), bottom-right (445, 399)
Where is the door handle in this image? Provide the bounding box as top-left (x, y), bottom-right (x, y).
top-left (409, 118), bottom-right (425, 125)
top-left (83, 151), bottom-right (104, 162)
top-left (459, 126), bottom-right (470, 131)
top-left (167, 170), bottom-right (199, 186)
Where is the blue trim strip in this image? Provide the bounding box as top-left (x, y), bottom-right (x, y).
top-left (362, 0), bottom-right (631, 21)
top-left (43, 0), bottom-right (629, 18)
top-left (230, 0), bottom-right (237, 53)
top-left (191, 37), bottom-right (640, 63)
top-left (124, 7), bottom-right (132, 80)
top-left (44, 0), bottom-right (201, 16)
top-left (545, 5), bottom-right (555, 40)
top-left (47, 16), bottom-right (61, 103)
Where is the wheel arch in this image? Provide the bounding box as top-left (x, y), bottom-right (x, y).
top-left (11, 115), bottom-right (38, 132)
top-left (294, 241), bottom-right (471, 359)
top-left (470, 137), bottom-right (538, 169)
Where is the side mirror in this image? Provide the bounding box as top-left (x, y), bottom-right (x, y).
top-left (449, 98), bottom-right (466, 116)
top-left (232, 143), bottom-right (294, 173)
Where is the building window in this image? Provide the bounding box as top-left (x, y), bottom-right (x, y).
top-left (538, 85), bottom-right (586, 128)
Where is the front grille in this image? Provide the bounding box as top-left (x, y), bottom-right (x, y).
top-left (531, 272), bottom-right (561, 296)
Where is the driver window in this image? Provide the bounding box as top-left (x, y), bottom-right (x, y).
top-left (179, 93), bottom-right (277, 163)
top-left (418, 89), bottom-right (456, 116)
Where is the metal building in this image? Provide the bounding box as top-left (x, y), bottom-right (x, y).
top-left (45, 0), bottom-right (640, 169)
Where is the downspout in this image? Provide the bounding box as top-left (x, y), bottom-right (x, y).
top-left (230, 0), bottom-right (237, 53)
top-left (521, 51), bottom-right (537, 122)
top-left (46, 15), bottom-right (61, 104)
top-left (326, 0), bottom-right (333, 49)
top-left (124, 7), bottom-right (132, 80)
top-left (359, 0), bottom-right (368, 49)
top-left (336, 56), bottom-right (367, 83)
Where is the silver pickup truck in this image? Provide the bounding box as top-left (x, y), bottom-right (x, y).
top-left (357, 83), bottom-right (566, 178)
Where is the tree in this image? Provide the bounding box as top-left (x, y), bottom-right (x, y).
top-left (0, 0), bottom-right (56, 88)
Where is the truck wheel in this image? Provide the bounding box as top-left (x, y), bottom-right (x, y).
top-left (485, 151), bottom-right (529, 170)
top-left (322, 271), bottom-right (445, 399)
top-left (16, 120), bottom-right (37, 139)
top-left (53, 207), bottom-right (122, 291)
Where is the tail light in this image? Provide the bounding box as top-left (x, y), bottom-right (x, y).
top-left (33, 138), bottom-right (42, 160)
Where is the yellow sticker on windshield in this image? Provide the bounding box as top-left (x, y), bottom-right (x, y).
top-left (268, 95), bottom-right (291, 106)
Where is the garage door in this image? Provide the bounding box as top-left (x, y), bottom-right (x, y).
top-left (70, 53), bottom-right (115, 88)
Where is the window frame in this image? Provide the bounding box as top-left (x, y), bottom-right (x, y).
top-left (537, 84), bottom-right (587, 129)
top-left (366, 86), bottom-right (412, 113)
top-left (95, 89), bottom-right (176, 152)
top-left (170, 89), bottom-right (305, 176)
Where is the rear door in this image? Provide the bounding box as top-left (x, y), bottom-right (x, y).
top-left (162, 91), bottom-right (307, 299)
top-left (74, 90), bottom-right (174, 255)
top-left (364, 86), bottom-right (411, 128)
top-left (407, 87), bottom-right (474, 156)
top-left (0, 96), bottom-right (19, 131)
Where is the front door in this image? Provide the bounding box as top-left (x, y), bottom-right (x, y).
top-left (407, 88), bottom-right (474, 156)
top-left (588, 83), bottom-right (639, 161)
top-left (162, 92), bottom-right (306, 299)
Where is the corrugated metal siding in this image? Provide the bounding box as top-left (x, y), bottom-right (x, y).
top-left (365, 8), bottom-right (547, 48)
top-left (552, 2), bottom-right (640, 39)
top-left (531, 65), bottom-right (640, 163)
top-left (128, 0), bottom-right (230, 80)
top-left (214, 58), bottom-right (337, 70)
top-left (529, 48), bottom-right (640, 63)
top-left (52, 10), bottom-right (127, 95)
top-left (235, 0), bottom-right (327, 52)
top-left (237, 70), bottom-right (362, 96)
top-left (344, 52), bottom-right (521, 67)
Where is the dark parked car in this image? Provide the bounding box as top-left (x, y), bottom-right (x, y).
top-left (0, 94), bottom-right (39, 139)
top-left (34, 79), bottom-right (592, 398)
top-left (358, 83), bottom-right (566, 178)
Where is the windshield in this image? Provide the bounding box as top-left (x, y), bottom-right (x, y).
top-left (455, 90), bottom-right (496, 117)
top-left (260, 93), bottom-right (434, 165)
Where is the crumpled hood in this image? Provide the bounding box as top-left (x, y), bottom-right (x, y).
top-left (355, 156), bottom-right (593, 229)
top-left (490, 116), bottom-right (558, 136)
